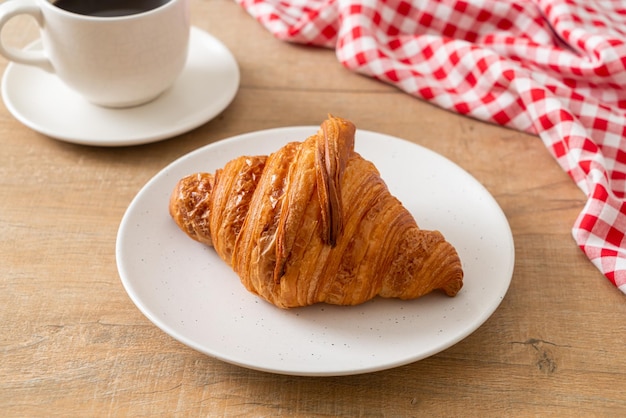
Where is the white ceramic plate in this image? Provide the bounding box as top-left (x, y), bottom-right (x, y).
top-left (116, 127), bottom-right (515, 376)
top-left (1, 27), bottom-right (239, 146)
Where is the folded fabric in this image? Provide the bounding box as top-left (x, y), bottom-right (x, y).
top-left (235, 0), bottom-right (626, 294)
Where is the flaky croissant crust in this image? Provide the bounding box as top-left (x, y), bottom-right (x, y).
top-left (169, 116), bottom-right (463, 308)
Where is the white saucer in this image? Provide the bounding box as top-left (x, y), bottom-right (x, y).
top-left (1, 27), bottom-right (240, 146)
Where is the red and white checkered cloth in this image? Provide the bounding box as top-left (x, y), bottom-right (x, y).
top-left (235, 0), bottom-right (626, 294)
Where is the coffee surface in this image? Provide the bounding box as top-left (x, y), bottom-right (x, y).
top-left (53, 0), bottom-right (170, 17)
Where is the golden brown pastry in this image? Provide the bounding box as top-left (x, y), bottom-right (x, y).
top-left (169, 115), bottom-right (463, 308)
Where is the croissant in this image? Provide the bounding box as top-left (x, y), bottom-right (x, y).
top-left (169, 116), bottom-right (463, 308)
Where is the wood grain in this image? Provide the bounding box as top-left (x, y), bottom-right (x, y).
top-left (1, 1), bottom-right (625, 416)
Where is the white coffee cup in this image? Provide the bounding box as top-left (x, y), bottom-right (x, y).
top-left (0, 0), bottom-right (190, 108)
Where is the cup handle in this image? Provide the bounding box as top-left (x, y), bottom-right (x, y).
top-left (0, 0), bottom-right (53, 72)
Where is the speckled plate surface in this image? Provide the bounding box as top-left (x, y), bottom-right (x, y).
top-left (116, 127), bottom-right (514, 376)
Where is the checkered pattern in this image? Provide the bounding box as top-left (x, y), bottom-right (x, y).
top-left (236, 0), bottom-right (626, 294)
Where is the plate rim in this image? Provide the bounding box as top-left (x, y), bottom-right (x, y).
top-left (116, 126), bottom-right (515, 376)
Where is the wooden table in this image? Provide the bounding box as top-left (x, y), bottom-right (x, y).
top-left (2, 1), bottom-right (625, 415)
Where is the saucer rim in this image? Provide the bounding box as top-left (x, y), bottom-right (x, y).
top-left (0, 26), bottom-right (240, 146)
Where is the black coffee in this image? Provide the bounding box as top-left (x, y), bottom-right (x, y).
top-left (53, 0), bottom-right (170, 17)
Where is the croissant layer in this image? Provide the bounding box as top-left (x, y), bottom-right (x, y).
top-left (169, 116), bottom-right (463, 308)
